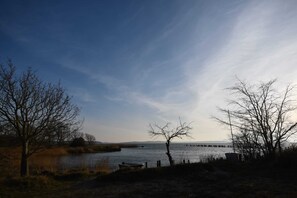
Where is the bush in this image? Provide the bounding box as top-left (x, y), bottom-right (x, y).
top-left (276, 146), bottom-right (297, 168)
top-left (70, 137), bottom-right (85, 147)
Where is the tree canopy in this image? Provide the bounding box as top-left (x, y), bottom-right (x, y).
top-left (0, 60), bottom-right (81, 176)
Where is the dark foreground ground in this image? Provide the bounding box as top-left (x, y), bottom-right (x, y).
top-left (1, 158), bottom-right (297, 198)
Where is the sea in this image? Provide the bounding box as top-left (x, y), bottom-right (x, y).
top-left (58, 142), bottom-right (233, 170)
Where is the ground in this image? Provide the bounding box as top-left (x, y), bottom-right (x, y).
top-left (1, 160), bottom-right (297, 198)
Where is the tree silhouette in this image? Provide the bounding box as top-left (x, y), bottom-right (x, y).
top-left (85, 133), bottom-right (96, 145)
top-left (149, 118), bottom-right (192, 166)
top-left (0, 61), bottom-right (81, 176)
top-left (215, 79), bottom-right (297, 159)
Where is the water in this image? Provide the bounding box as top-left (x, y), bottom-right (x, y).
top-left (58, 143), bottom-right (233, 170)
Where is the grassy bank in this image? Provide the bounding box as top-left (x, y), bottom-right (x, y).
top-left (2, 158), bottom-right (297, 197)
top-left (2, 147), bottom-right (297, 197)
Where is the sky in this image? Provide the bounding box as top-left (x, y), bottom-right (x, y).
top-left (1, 0), bottom-right (297, 142)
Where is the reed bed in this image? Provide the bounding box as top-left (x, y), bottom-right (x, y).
top-left (0, 146), bottom-right (112, 177)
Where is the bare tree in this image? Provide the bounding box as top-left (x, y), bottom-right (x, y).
top-left (72, 131), bottom-right (85, 139)
top-left (44, 121), bottom-right (81, 146)
top-left (85, 133), bottom-right (96, 145)
top-left (0, 61), bottom-right (81, 176)
top-left (215, 79), bottom-right (297, 159)
top-left (149, 118), bottom-right (192, 166)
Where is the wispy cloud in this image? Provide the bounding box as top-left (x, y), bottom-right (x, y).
top-left (59, 57), bottom-right (194, 123)
top-left (58, 0), bottom-right (297, 141)
top-left (71, 88), bottom-right (97, 103)
top-left (180, 0), bottom-right (297, 139)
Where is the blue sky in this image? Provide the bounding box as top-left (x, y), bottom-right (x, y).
top-left (1, 0), bottom-right (297, 142)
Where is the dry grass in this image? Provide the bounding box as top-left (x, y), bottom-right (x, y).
top-left (30, 156), bottom-right (60, 174)
top-left (36, 147), bottom-right (69, 156)
top-left (0, 146), bottom-right (112, 178)
top-left (94, 158), bottom-right (110, 174)
top-left (30, 156), bottom-right (111, 176)
top-left (0, 147), bottom-right (21, 177)
top-left (0, 147), bottom-right (63, 177)
top-left (60, 157), bottom-right (111, 174)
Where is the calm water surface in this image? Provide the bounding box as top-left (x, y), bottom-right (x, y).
top-left (59, 143), bottom-right (233, 170)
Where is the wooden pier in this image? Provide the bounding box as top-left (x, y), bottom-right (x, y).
top-left (185, 144), bottom-right (233, 148)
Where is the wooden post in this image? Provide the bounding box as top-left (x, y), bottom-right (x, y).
top-left (188, 160), bottom-right (190, 164)
top-left (145, 162), bottom-right (148, 168)
top-left (157, 160), bottom-right (161, 167)
top-left (183, 159), bottom-right (185, 164)
top-left (228, 110), bottom-right (236, 153)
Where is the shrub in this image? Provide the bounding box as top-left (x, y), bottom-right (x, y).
top-left (70, 137), bottom-right (85, 147)
top-left (276, 146), bottom-right (297, 168)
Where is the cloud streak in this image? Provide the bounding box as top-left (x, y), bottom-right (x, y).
top-left (182, 0), bottom-right (297, 139)
top-left (29, 0), bottom-right (297, 142)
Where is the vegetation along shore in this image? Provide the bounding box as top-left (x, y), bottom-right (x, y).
top-left (1, 146), bottom-right (297, 197)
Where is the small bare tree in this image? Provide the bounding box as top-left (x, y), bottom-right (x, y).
top-left (149, 118), bottom-right (192, 166)
top-left (0, 61), bottom-right (81, 176)
top-left (85, 133), bottom-right (96, 145)
top-left (215, 79), bottom-right (297, 159)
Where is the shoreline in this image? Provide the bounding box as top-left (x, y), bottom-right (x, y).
top-left (2, 156), bottom-right (297, 197)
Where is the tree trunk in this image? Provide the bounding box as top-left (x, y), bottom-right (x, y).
top-left (165, 141), bottom-right (174, 166)
top-left (276, 140), bottom-right (282, 154)
top-left (20, 141), bottom-right (29, 176)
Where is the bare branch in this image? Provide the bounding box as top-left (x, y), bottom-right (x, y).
top-left (214, 78), bottom-right (297, 159)
top-left (148, 118), bottom-right (192, 166)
